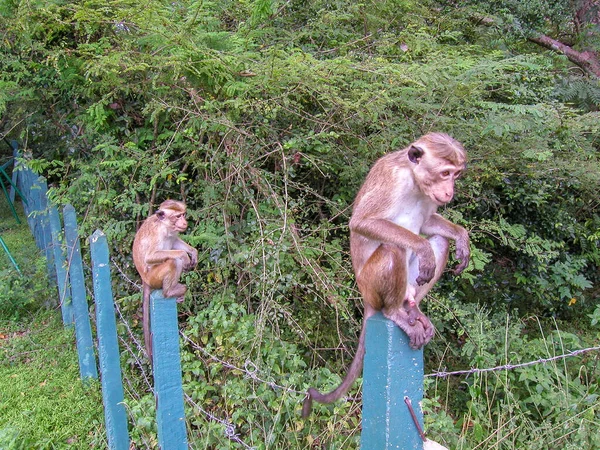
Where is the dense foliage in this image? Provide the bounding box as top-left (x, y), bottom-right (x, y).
top-left (1, 0), bottom-right (599, 448)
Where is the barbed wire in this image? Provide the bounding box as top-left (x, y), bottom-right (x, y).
top-left (181, 323), bottom-right (600, 388)
top-left (180, 332), bottom-right (304, 395)
top-left (184, 393), bottom-right (256, 450)
top-left (111, 302), bottom-right (257, 449)
top-left (106, 261), bottom-right (599, 447)
top-left (425, 345), bottom-right (600, 378)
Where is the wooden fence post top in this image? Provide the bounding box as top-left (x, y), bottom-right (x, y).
top-left (90, 229), bottom-right (106, 242)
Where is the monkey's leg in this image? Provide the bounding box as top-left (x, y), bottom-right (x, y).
top-left (359, 244), bottom-right (434, 349)
top-left (408, 235), bottom-right (450, 304)
top-left (356, 243), bottom-right (409, 311)
top-left (161, 258), bottom-right (188, 302)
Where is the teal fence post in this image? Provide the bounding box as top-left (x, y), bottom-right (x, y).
top-left (49, 205), bottom-right (74, 326)
top-left (90, 230), bottom-right (130, 450)
top-left (63, 204), bottom-right (98, 380)
top-left (151, 290), bottom-right (188, 449)
top-left (360, 312), bottom-right (424, 450)
top-left (9, 140), bottom-right (18, 204)
top-left (17, 166), bottom-right (36, 234)
top-left (37, 180), bottom-right (56, 285)
top-left (31, 176), bottom-right (45, 249)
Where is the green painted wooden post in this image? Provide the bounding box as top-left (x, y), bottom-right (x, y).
top-left (90, 230), bottom-right (130, 450)
top-left (37, 180), bottom-right (56, 285)
top-left (48, 205), bottom-right (74, 326)
top-left (30, 176), bottom-right (43, 248)
top-left (360, 312), bottom-right (424, 450)
top-left (9, 140), bottom-right (18, 204)
top-left (150, 290), bottom-right (188, 449)
top-left (21, 168), bottom-right (36, 233)
top-left (63, 204), bottom-right (98, 380)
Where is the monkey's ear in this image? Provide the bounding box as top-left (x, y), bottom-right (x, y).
top-left (408, 145), bottom-right (424, 164)
top-left (156, 210), bottom-right (166, 220)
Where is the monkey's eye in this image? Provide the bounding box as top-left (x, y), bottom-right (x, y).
top-left (440, 170), bottom-right (450, 177)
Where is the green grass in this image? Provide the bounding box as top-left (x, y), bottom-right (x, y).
top-left (0, 313), bottom-right (106, 449)
top-left (0, 194), bottom-right (107, 449)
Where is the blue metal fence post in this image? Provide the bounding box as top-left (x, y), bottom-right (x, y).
top-left (90, 230), bottom-right (130, 450)
top-left (360, 312), bottom-right (424, 450)
top-left (63, 204), bottom-right (98, 380)
top-left (150, 290), bottom-right (188, 449)
top-left (49, 205), bottom-right (74, 326)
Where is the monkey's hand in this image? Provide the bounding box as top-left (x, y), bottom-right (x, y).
top-left (453, 229), bottom-right (470, 275)
top-left (185, 248), bottom-right (198, 271)
top-left (415, 240), bottom-right (436, 286)
top-left (384, 305), bottom-right (435, 349)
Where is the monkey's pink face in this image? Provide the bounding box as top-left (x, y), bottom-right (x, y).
top-left (171, 213), bottom-right (188, 232)
top-left (415, 160), bottom-right (464, 206)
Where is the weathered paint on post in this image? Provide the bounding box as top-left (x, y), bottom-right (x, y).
top-left (63, 204), bottom-right (98, 380)
top-left (150, 290), bottom-right (188, 449)
top-left (90, 230), bottom-right (130, 450)
top-left (37, 180), bottom-right (56, 285)
top-left (360, 312), bottom-right (424, 450)
top-left (9, 140), bottom-right (18, 204)
top-left (48, 205), bottom-right (74, 326)
top-left (15, 164), bottom-right (36, 235)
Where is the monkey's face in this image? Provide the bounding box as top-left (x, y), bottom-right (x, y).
top-left (413, 156), bottom-right (464, 206)
top-left (170, 212), bottom-right (188, 232)
top-left (156, 208), bottom-right (189, 233)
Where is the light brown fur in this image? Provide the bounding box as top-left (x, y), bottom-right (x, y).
top-left (132, 199), bottom-right (198, 360)
top-left (302, 133), bottom-right (470, 417)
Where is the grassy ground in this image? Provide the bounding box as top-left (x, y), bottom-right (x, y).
top-left (0, 193), bottom-right (106, 449)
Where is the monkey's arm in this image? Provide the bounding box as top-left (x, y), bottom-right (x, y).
top-left (173, 239), bottom-right (198, 268)
top-left (145, 249), bottom-right (190, 265)
top-left (350, 217), bottom-right (432, 254)
top-left (350, 216), bottom-right (437, 284)
top-left (421, 213), bottom-right (470, 274)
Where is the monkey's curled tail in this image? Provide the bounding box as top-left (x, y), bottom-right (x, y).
top-left (301, 320), bottom-right (368, 418)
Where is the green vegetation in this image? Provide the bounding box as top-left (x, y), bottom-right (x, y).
top-left (0, 198), bottom-right (105, 449)
top-left (0, 313), bottom-right (106, 449)
top-left (1, 0), bottom-right (599, 448)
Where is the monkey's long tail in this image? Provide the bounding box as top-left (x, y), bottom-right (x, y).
top-left (142, 283), bottom-right (153, 361)
top-left (301, 319), bottom-right (368, 418)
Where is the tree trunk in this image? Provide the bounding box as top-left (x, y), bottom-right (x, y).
top-left (528, 34), bottom-right (600, 78)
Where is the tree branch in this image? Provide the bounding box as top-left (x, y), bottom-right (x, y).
top-left (528, 34), bottom-right (600, 78)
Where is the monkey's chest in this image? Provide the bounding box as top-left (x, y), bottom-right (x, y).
top-left (389, 203), bottom-right (433, 234)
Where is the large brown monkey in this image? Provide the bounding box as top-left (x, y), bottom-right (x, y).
top-left (132, 199), bottom-right (198, 359)
top-left (302, 132), bottom-right (470, 417)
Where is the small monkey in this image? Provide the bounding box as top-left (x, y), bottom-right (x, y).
top-left (132, 199), bottom-right (198, 359)
top-left (303, 132), bottom-right (470, 417)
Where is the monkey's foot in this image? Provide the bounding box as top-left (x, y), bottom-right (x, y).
top-left (384, 308), bottom-right (435, 349)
